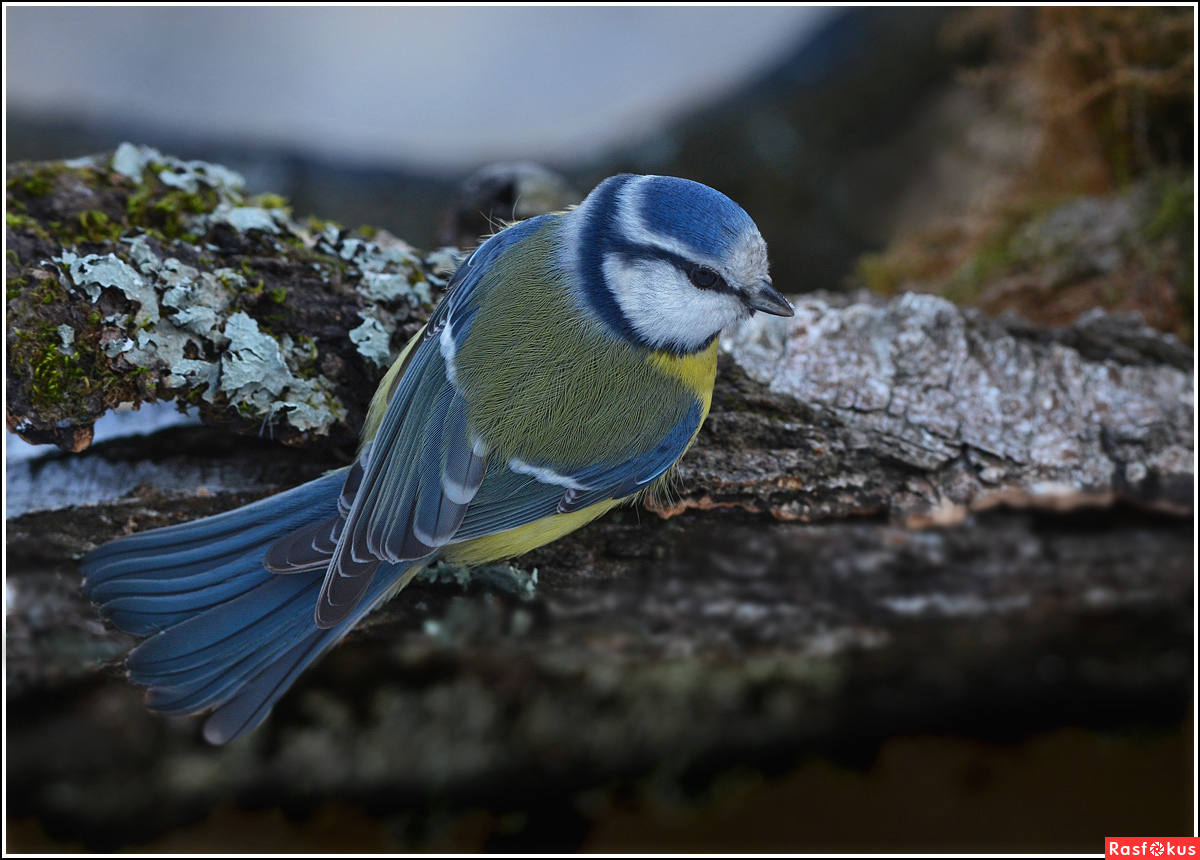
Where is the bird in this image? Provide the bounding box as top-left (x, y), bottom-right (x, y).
top-left (80, 173), bottom-right (795, 744)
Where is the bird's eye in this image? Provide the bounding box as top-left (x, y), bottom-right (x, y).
top-left (688, 265), bottom-right (725, 291)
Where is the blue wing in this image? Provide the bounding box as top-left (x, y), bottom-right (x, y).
top-left (450, 399), bottom-right (703, 541)
top-left (286, 217), bottom-right (553, 627)
top-left (278, 213), bottom-right (704, 628)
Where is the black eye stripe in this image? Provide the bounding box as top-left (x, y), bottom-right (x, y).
top-left (603, 241), bottom-right (734, 295)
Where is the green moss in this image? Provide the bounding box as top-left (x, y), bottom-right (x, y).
top-left (280, 233), bottom-right (309, 253)
top-left (126, 178), bottom-right (220, 241)
top-left (10, 168), bottom-right (56, 198)
top-left (250, 192), bottom-right (289, 210)
top-left (5, 210), bottom-right (48, 239)
top-left (292, 335), bottom-right (319, 378)
top-left (125, 185), bottom-right (154, 217)
top-left (73, 210), bottom-right (123, 243)
top-left (268, 287), bottom-right (288, 303)
top-left (7, 263), bottom-right (132, 410)
top-left (234, 263), bottom-right (271, 298)
top-left (7, 275), bottom-right (70, 305)
top-left (307, 216), bottom-right (338, 234)
top-left (33, 277), bottom-right (68, 305)
top-left (233, 270), bottom-right (268, 299)
top-left (11, 323), bottom-right (91, 408)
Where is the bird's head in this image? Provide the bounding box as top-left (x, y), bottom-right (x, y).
top-left (562, 174), bottom-right (792, 355)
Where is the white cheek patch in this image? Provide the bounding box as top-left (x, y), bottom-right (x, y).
top-left (602, 254), bottom-right (745, 352)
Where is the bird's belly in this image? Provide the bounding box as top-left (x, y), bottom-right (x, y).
top-left (442, 498), bottom-right (622, 565)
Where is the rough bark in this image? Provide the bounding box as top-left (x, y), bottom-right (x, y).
top-left (6, 144), bottom-right (444, 452)
top-left (690, 294), bottom-right (1192, 526)
top-left (5, 149), bottom-right (1194, 851)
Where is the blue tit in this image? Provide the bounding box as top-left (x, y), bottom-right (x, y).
top-left (81, 174), bottom-right (794, 744)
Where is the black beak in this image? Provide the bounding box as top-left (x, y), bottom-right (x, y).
top-left (745, 280), bottom-right (794, 317)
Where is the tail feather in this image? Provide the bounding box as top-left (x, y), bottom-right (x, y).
top-left (87, 517), bottom-right (298, 574)
top-left (200, 566), bottom-right (416, 745)
top-left (127, 574), bottom-right (320, 679)
top-left (83, 470), bottom-right (348, 586)
top-left (80, 468), bottom-right (420, 743)
top-left (84, 489), bottom-right (335, 567)
top-left (144, 613), bottom-right (317, 715)
top-left (202, 632), bottom-right (327, 744)
top-left (101, 569), bottom-right (274, 625)
top-left (85, 558), bottom-right (273, 600)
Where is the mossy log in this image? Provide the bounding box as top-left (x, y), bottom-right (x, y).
top-left (7, 144), bottom-right (446, 452)
top-left (5, 148), bottom-right (1193, 851)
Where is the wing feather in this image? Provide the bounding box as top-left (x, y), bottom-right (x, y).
top-left (452, 399), bottom-right (703, 542)
top-left (304, 212), bottom-right (704, 628)
top-left (310, 217), bottom-right (554, 628)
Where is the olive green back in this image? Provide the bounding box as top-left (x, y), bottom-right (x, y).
top-left (454, 222), bottom-right (696, 469)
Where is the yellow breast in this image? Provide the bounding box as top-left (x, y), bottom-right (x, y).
top-left (445, 339), bottom-right (720, 567)
top-left (647, 338), bottom-right (720, 420)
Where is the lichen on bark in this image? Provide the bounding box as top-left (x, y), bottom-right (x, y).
top-left (6, 143), bottom-right (446, 451)
top-left (4, 146), bottom-right (1193, 851)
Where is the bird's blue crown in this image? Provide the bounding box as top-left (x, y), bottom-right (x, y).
top-left (636, 175), bottom-right (755, 262)
top-left (563, 174), bottom-right (769, 355)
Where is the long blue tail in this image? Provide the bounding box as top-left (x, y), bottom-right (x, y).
top-left (81, 470), bottom-right (415, 744)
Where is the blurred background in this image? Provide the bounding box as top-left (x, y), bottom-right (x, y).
top-left (8, 6), bottom-right (1192, 333)
top-left (5, 5), bottom-right (1195, 853)
top-left (8, 7), bottom-right (828, 168)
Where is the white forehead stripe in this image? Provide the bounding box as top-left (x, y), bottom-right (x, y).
top-left (614, 177), bottom-right (722, 268)
top-left (615, 177), bottom-right (769, 286)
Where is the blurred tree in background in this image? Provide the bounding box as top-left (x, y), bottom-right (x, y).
top-left (851, 7), bottom-right (1193, 340)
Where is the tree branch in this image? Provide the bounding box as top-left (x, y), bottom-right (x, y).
top-left (5, 148), bottom-right (1192, 850)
